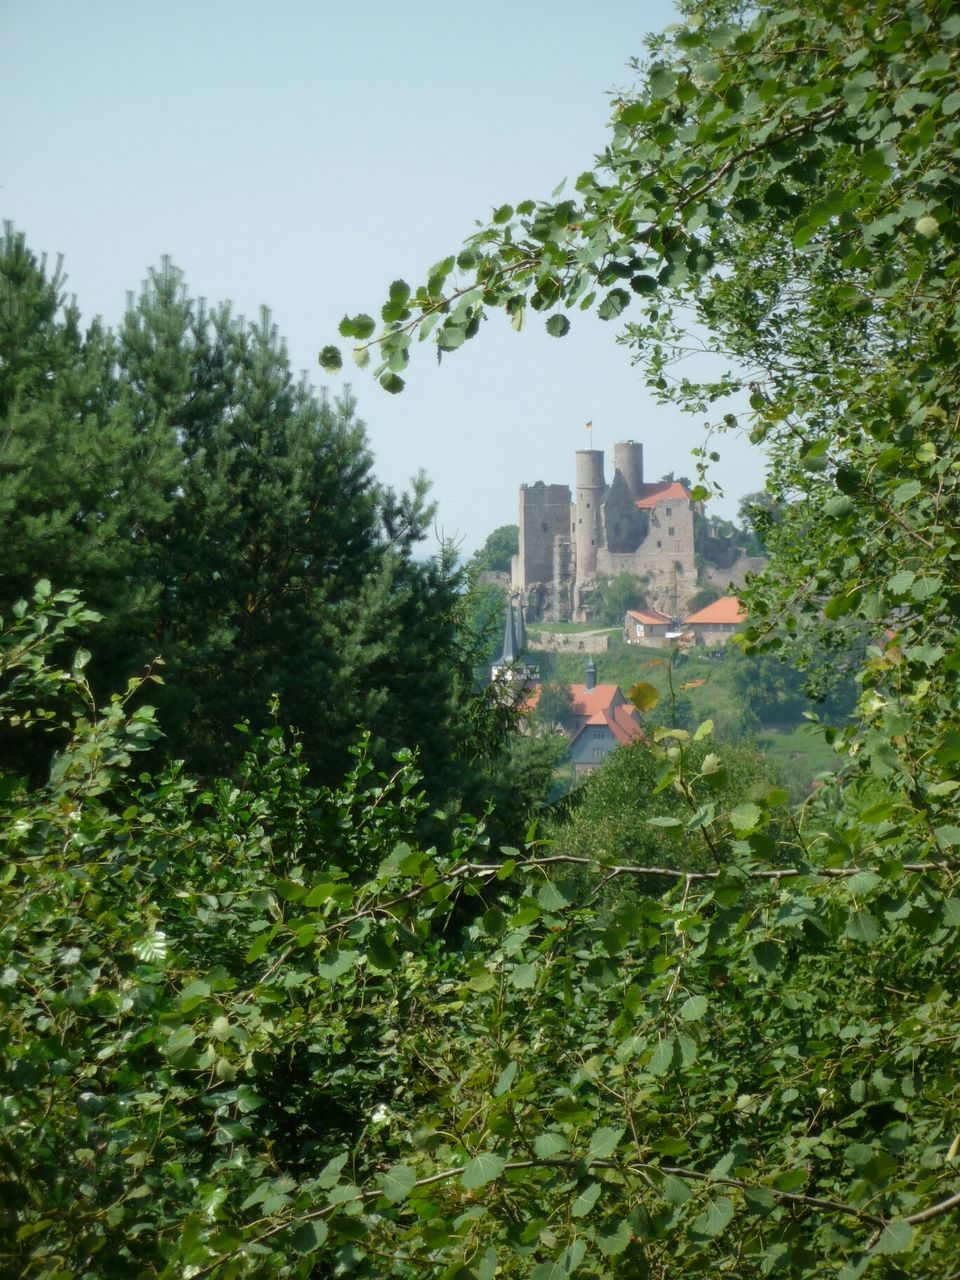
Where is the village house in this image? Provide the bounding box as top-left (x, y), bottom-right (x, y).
top-left (623, 605), bottom-right (674, 644)
top-left (682, 595), bottom-right (747, 646)
top-left (566, 659), bottom-right (645, 779)
top-left (492, 600), bottom-right (643, 777)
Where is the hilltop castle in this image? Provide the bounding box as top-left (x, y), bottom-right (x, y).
top-left (513, 440), bottom-right (700, 622)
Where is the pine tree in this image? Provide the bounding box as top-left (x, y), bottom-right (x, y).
top-left (0, 237), bottom-right (520, 818)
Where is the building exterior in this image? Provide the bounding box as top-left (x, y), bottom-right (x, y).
top-left (624, 605), bottom-right (674, 644)
top-left (490, 595), bottom-right (540, 687)
top-left (513, 441), bottom-right (699, 622)
top-left (683, 595), bottom-right (747, 646)
top-left (527, 656), bottom-right (645, 779)
top-left (567, 659), bottom-right (645, 779)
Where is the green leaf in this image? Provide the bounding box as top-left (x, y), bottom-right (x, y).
top-left (318, 345), bottom-right (343, 372)
top-left (461, 1152), bottom-right (506, 1190)
top-left (537, 881), bottom-right (573, 912)
top-left (509, 962), bottom-right (537, 989)
top-left (911, 574), bottom-right (942, 601)
top-left (648, 1036), bottom-right (675, 1076)
top-left (494, 1061), bottom-right (517, 1097)
top-left (679, 994), bottom-right (708, 1021)
top-left (744, 1185), bottom-right (776, 1215)
top-left (530, 1263), bottom-right (566, 1280)
top-left (694, 1196), bottom-right (734, 1236)
top-left (874, 1220), bottom-right (913, 1254)
top-left (887, 570), bottom-right (915, 595)
top-left (533, 1131), bottom-right (568, 1158)
top-left (290, 1220), bottom-right (328, 1253)
top-left (892, 480), bottom-right (922, 506)
top-left (381, 1163), bottom-right (417, 1203)
top-left (379, 372), bottom-right (405, 394)
top-left (751, 941), bottom-right (781, 973)
top-left (845, 910), bottom-right (881, 943)
top-left (728, 802), bottom-right (761, 833)
top-left (571, 1180), bottom-right (602, 1216)
top-left (338, 312), bottom-right (376, 340)
top-left (545, 314), bottom-right (571, 337)
top-left (588, 1125), bottom-right (625, 1160)
top-left (468, 970), bottom-right (496, 992)
top-left (317, 948), bottom-right (360, 981)
top-left (235, 1085), bottom-right (264, 1113)
top-left (844, 1142), bottom-right (875, 1169)
top-left (662, 1174), bottom-right (693, 1204)
top-left (598, 288), bottom-right (630, 320)
top-left (597, 1218), bottom-right (633, 1256)
top-left (493, 204), bottom-right (514, 224)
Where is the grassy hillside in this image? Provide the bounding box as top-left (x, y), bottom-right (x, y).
top-left (527, 626), bottom-right (845, 798)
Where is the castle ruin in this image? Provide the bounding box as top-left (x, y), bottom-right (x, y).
top-left (513, 440), bottom-right (700, 622)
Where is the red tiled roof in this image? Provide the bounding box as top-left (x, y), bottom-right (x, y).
top-left (569, 702), bottom-right (644, 750)
top-left (626, 607), bottom-right (673, 625)
top-left (606, 703), bottom-right (645, 745)
top-left (634, 480), bottom-right (690, 510)
top-left (525, 681), bottom-right (645, 748)
top-left (569, 683), bottom-right (624, 719)
top-left (683, 595), bottom-right (747, 626)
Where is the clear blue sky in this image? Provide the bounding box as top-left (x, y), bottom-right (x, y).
top-left (2, 0), bottom-right (766, 554)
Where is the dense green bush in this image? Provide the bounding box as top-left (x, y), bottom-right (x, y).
top-left (5, 589), bottom-right (960, 1278)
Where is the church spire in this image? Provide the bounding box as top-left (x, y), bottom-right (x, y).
top-left (514, 596), bottom-right (527, 654)
top-left (500, 594), bottom-right (518, 665)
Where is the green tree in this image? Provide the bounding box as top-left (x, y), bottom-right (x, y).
top-left (10, 597), bottom-right (960, 1277)
top-left (311, 0), bottom-right (960, 1272)
top-left (0, 228), bottom-right (179, 629)
top-left (736, 490), bottom-right (780, 556)
top-left (591, 571), bottom-right (647, 626)
top-left (545, 733), bottom-right (781, 882)
top-left (470, 523), bottom-right (519, 574)
top-left (0, 244), bottom-right (529, 827)
top-left (688, 583), bottom-right (721, 611)
top-left (533, 680), bottom-right (576, 731)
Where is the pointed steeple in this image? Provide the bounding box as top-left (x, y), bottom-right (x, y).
top-left (585, 656), bottom-right (597, 692)
top-left (514, 597), bottom-right (527, 654)
top-left (500, 594), bottom-right (518, 665)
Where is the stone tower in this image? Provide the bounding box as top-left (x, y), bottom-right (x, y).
top-left (613, 440), bottom-right (643, 497)
top-left (574, 449), bottom-right (605, 593)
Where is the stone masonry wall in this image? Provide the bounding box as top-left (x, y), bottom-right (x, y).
top-left (518, 482), bottom-right (572, 590)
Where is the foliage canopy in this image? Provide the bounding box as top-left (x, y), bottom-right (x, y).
top-left (6, 0), bottom-right (960, 1276)
top-left (0, 232), bottom-right (522, 826)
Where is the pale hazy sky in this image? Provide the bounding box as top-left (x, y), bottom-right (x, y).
top-left (2, 0), bottom-right (767, 554)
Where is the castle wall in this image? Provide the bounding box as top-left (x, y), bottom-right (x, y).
top-left (516, 441), bottom-right (711, 623)
top-left (596, 494), bottom-right (698, 614)
top-left (601, 471), bottom-right (647, 552)
top-left (518, 482), bottom-right (572, 590)
top-left (526, 631), bottom-right (610, 654)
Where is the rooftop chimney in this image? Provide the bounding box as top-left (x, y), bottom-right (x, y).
top-left (585, 656), bottom-right (597, 692)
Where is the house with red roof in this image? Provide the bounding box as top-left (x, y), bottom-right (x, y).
top-left (623, 604), bottom-right (675, 644)
top-left (682, 595), bottom-right (747, 646)
top-left (568, 662), bottom-right (645, 778)
top-left (527, 657), bottom-right (645, 779)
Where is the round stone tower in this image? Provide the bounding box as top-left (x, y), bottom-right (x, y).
top-left (613, 439), bottom-right (644, 499)
top-left (575, 449), bottom-right (605, 585)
